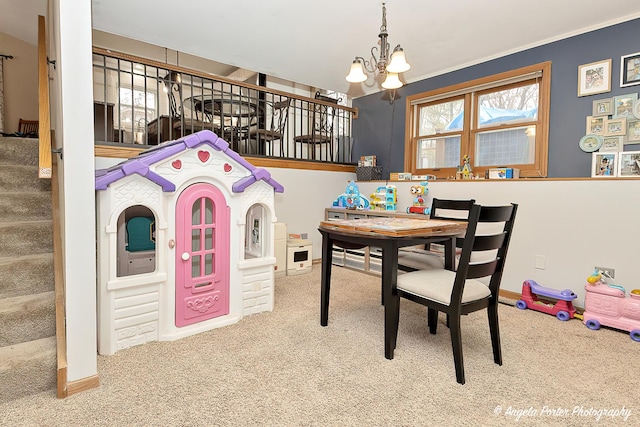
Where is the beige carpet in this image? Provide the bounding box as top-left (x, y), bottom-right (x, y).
top-left (1, 265), bottom-right (637, 426)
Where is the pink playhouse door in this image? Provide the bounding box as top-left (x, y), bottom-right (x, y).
top-left (175, 183), bottom-right (230, 327)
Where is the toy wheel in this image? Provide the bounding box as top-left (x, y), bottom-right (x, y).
top-left (406, 208), bottom-right (410, 214)
top-left (515, 300), bottom-right (527, 310)
top-left (585, 319), bottom-right (600, 330)
top-left (630, 329), bottom-right (640, 342)
top-left (556, 311), bottom-right (570, 321)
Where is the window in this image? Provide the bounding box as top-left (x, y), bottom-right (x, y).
top-left (405, 62), bottom-right (550, 178)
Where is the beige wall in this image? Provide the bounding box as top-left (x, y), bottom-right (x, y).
top-left (0, 31), bottom-right (38, 133)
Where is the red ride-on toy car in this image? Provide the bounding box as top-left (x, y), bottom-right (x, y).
top-left (516, 279), bottom-right (577, 321)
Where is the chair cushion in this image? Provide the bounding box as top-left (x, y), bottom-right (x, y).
top-left (396, 269), bottom-right (491, 306)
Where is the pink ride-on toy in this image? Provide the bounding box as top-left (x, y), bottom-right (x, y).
top-left (516, 279), bottom-right (577, 321)
top-left (583, 284), bottom-right (640, 342)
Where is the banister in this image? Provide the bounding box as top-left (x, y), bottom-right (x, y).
top-left (38, 15), bottom-right (52, 179)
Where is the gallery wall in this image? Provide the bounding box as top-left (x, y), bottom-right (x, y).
top-left (352, 17), bottom-right (640, 178)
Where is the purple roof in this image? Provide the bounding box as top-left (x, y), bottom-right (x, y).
top-left (95, 130), bottom-right (284, 193)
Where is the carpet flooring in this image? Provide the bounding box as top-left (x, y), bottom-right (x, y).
top-left (0, 265), bottom-right (637, 426)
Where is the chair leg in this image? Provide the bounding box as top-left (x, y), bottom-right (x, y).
top-left (427, 308), bottom-right (438, 334)
top-left (488, 303), bottom-right (502, 365)
top-left (449, 315), bottom-right (465, 385)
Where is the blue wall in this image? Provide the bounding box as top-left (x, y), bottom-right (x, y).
top-left (352, 18), bottom-right (640, 178)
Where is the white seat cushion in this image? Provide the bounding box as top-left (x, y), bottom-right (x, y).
top-left (396, 268), bottom-right (491, 306)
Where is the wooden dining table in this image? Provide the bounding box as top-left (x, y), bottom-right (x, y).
top-left (318, 216), bottom-right (467, 359)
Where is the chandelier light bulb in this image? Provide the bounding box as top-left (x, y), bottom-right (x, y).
top-left (381, 72), bottom-right (402, 89)
top-left (346, 59), bottom-right (368, 83)
top-left (386, 46), bottom-right (410, 73)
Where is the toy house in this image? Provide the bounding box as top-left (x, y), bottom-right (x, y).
top-left (94, 130), bottom-right (284, 355)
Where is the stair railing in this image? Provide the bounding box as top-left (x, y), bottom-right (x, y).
top-left (38, 15), bottom-right (52, 179)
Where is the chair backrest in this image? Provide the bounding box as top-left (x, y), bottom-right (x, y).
top-left (267, 98), bottom-right (291, 134)
top-left (430, 198), bottom-right (476, 221)
top-left (312, 91), bottom-right (339, 137)
top-left (451, 203), bottom-right (518, 305)
top-left (18, 118), bottom-right (39, 136)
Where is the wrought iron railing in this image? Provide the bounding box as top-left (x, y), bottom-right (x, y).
top-left (92, 48), bottom-right (358, 165)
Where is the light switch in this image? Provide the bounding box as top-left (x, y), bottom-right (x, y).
top-left (535, 255), bottom-right (546, 270)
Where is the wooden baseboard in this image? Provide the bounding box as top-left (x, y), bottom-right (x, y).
top-left (499, 289), bottom-right (521, 302)
top-left (65, 375), bottom-right (100, 397)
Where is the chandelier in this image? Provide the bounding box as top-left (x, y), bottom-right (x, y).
top-left (345, 3), bottom-right (410, 90)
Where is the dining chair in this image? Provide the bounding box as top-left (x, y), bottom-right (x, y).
top-left (294, 92), bottom-right (339, 161)
top-left (391, 203), bottom-right (518, 384)
top-left (247, 98), bottom-right (291, 156)
top-left (18, 118), bottom-right (39, 137)
top-left (398, 198), bottom-right (476, 272)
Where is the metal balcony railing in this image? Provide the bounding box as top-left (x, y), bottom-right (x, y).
top-left (92, 48), bottom-right (357, 165)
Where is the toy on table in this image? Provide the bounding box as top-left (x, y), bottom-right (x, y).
top-left (370, 185), bottom-right (397, 211)
top-left (332, 180), bottom-right (370, 210)
top-left (406, 181), bottom-right (431, 215)
top-left (515, 279), bottom-right (577, 321)
top-left (583, 271), bottom-right (640, 342)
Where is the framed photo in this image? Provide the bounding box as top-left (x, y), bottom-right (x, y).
top-left (601, 136), bottom-right (624, 152)
top-left (618, 151), bottom-right (640, 177)
top-left (620, 52), bottom-right (640, 88)
top-left (634, 100), bottom-right (640, 120)
top-left (578, 59), bottom-right (612, 97)
top-left (591, 152), bottom-right (618, 177)
top-left (626, 120), bottom-right (640, 143)
top-left (579, 134), bottom-right (603, 152)
top-left (605, 117), bottom-right (627, 136)
top-left (586, 116), bottom-right (605, 134)
top-left (613, 93), bottom-right (638, 118)
top-left (592, 98), bottom-right (613, 116)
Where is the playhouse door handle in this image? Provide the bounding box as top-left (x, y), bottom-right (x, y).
top-left (181, 252), bottom-right (190, 261)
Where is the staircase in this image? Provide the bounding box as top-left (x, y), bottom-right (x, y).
top-left (0, 136), bottom-right (57, 402)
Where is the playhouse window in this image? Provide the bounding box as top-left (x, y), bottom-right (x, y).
top-left (244, 204), bottom-right (265, 259)
top-left (117, 205), bottom-right (157, 277)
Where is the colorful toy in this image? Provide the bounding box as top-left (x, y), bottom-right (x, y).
top-left (583, 276), bottom-right (640, 342)
top-left (406, 181), bottom-right (431, 215)
top-left (370, 185), bottom-right (396, 211)
top-left (332, 180), bottom-right (370, 210)
top-left (94, 130), bottom-right (284, 355)
top-left (455, 155), bottom-right (473, 180)
top-left (515, 279), bottom-right (577, 321)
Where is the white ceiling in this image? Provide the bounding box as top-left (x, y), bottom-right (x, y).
top-left (4, 0), bottom-right (640, 97)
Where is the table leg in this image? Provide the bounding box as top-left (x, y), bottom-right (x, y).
top-left (382, 241), bottom-right (399, 359)
top-left (320, 233), bottom-right (333, 326)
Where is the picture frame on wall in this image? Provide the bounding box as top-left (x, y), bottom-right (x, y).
top-left (592, 98), bottom-right (613, 116)
top-left (613, 93), bottom-right (638, 118)
top-left (617, 151), bottom-right (640, 177)
top-left (586, 116), bottom-right (605, 134)
top-left (626, 120), bottom-right (640, 143)
top-left (591, 152), bottom-right (618, 177)
top-left (620, 52), bottom-right (640, 88)
top-left (601, 136), bottom-right (624, 152)
top-left (605, 117), bottom-right (627, 136)
top-left (578, 59), bottom-right (612, 97)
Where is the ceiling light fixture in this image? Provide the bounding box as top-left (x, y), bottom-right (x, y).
top-left (345, 3), bottom-right (410, 90)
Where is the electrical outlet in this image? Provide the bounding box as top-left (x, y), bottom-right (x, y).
top-left (595, 266), bottom-right (615, 279)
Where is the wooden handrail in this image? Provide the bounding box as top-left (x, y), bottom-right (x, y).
top-left (38, 15), bottom-right (52, 179)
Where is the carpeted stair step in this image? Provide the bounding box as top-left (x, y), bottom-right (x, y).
top-left (0, 192), bottom-right (52, 222)
top-left (0, 254), bottom-right (54, 299)
top-left (0, 336), bottom-right (57, 403)
top-left (0, 165), bottom-right (51, 192)
top-left (0, 291), bottom-right (56, 347)
top-left (0, 137), bottom-right (40, 166)
top-left (0, 221), bottom-right (53, 258)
